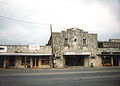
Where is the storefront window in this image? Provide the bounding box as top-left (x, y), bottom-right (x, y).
top-left (41, 57), bottom-right (49, 65)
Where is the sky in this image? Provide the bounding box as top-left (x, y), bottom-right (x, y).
top-left (0, 0), bottom-right (120, 45)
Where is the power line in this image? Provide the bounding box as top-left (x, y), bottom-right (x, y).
top-left (0, 15), bottom-right (48, 25)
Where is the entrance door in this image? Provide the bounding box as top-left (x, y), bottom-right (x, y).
top-left (113, 56), bottom-right (119, 66)
top-left (33, 57), bottom-right (39, 68)
top-left (65, 55), bottom-right (84, 66)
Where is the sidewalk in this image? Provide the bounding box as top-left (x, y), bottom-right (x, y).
top-left (0, 66), bottom-right (120, 71)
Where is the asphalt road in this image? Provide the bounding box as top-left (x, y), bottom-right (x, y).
top-left (0, 67), bottom-right (120, 86)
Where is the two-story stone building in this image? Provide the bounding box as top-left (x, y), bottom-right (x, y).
top-left (0, 28), bottom-right (120, 68)
top-left (47, 28), bottom-right (120, 68)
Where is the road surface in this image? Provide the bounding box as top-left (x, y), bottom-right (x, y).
top-left (0, 67), bottom-right (120, 86)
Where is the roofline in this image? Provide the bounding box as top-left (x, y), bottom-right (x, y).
top-left (0, 53), bottom-right (52, 56)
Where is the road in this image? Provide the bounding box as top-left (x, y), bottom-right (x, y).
top-left (0, 67), bottom-right (120, 86)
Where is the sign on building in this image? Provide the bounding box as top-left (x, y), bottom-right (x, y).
top-left (29, 44), bottom-right (40, 50)
top-left (0, 46), bottom-right (7, 52)
top-left (65, 52), bottom-right (91, 55)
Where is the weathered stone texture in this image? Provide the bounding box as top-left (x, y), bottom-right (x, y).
top-left (52, 28), bottom-right (99, 67)
top-left (7, 45), bottom-right (52, 54)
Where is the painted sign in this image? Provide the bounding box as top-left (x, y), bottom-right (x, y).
top-left (0, 46), bottom-right (7, 52)
top-left (65, 52), bottom-right (91, 55)
top-left (29, 44), bottom-right (40, 50)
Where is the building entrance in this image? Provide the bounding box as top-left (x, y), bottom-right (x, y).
top-left (65, 55), bottom-right (84, 66)
top-left (113, 56), bottom-right (119, 66)
top-left (32, 57), bottom-right (39, 68)
top-left (7, 56), bottom-right (15, 68)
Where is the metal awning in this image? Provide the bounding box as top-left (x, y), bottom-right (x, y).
top-left (0, 53), bottom-right (52, 56)
top-left (64, 52), bottom-right (91, 55)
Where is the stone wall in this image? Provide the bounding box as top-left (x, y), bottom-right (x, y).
top-left (52, 28), bottom-right (99, 67)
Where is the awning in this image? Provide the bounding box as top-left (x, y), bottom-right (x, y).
top-left (64, 52), bottom-right (91, 55)
top-left (0, 53), bottom-right (52, 56)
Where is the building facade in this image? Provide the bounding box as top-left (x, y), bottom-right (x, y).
top-left (47, 28), bottom-right (120, 68)
top-left (0, 45), bottom-right (52, 68)
top-left (0, 28), bottom-right (120, 68)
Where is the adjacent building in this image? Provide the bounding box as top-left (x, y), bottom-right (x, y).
top-left (0, 28), bottom-right (120, 68)
top-left (0, 45), bottom-right (52, 68)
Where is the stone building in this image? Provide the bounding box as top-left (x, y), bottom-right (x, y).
top-left (0, 28), bottom-right (120, 68)
top-left (47, 28), bottom-right (120, 68)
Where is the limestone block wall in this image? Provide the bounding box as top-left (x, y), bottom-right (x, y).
top-left (52, 28), bottom-right (100, 67)
top-left (7, 45), bottom-right (29, 53)
top-left (84, 56), bottom-right (88, 67)
top-left (15, 57), bottom-right (24, 68)
top-left (52, 32), bottom-right (64, 67)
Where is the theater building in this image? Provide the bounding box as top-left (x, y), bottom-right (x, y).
top-left (0, 28), bottom-right (120, 68)
top-left (47, 28), bottom-right (120, 67)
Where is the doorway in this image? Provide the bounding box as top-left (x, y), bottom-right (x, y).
top-left (32, 57), bottom-right (39, 68)
top-left (113, 56), bottom-right (119, 66)
top-left (65, 55), bottom-right (84, 66)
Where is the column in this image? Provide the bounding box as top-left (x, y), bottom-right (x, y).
top-left (39, 56), bottom-right (41, 67)
top-left (3, 56), bottom-right (6, 68)
top-left (30, 57), bottom-right (33, 68)
top-left (15, 56), bottom-right (21, 68)
top-left (84, 56), bottom-right (88, 67)
top-left (35, 58), bottom-right (36, 68)
top-left (111, 56), bottom-right (113, 66)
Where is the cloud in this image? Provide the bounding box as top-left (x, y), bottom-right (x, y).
top-left (0, 0), bottom-right (120, 45)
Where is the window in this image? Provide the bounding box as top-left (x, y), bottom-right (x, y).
top-left (74, 39), bottom-right (77, 42)
top-left (83, 39), bottom-right (86, 44)
top-left (0, 47), bottom-right (4, 50)
top-left (64, 38), bottom-right (68, 46)
top-left (41, 57), bottom-right (49, 65)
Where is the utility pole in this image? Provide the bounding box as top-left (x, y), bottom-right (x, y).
top-left (50, 24), bottom-right (54, 68)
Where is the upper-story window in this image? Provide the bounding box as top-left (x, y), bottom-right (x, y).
top-left (83, 39), bottom-right (86, 44)
top-left (74, 38), bottom-right (77, 42)
top-left (64, 38), bottom-right (68, 46)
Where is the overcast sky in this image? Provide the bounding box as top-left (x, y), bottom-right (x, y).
top-left (0, 0), bottom-right (120, 45)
